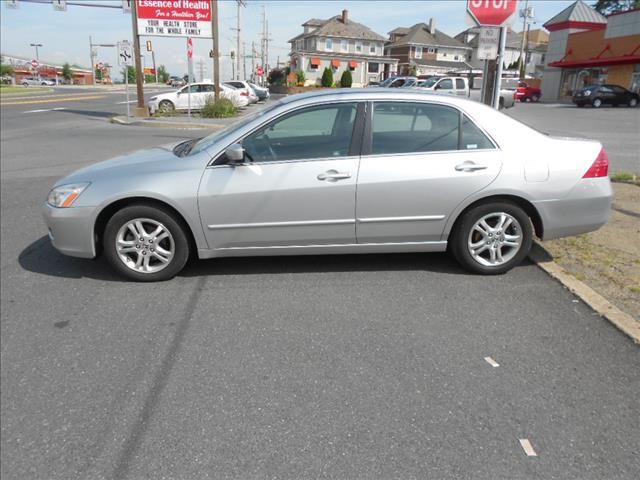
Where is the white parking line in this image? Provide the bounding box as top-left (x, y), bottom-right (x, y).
top-left (484, 356), bottom-right (500, 367)
top-left (519, 439), bottom-right (538, 457)
top-left (22, 107), bottom-right (66, 114)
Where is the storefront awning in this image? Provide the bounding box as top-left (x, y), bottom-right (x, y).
top-left (310, 57), bottom-right (321, 66)
top-left (349, 60), bottom-right (358, 69)
top-left (331, 59), bottom-right (341, 68)
top-left (548, 55), bottom-right (640, 69)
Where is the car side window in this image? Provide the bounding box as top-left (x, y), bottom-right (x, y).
top-left (461, 115), bottom-right (494, 150)
top-left (455, 79), bottom-right (465, 90)
top-left (242, 103), bottom-right (358, 163)
top-left (201, 85), bottom-right (215, 93)
top-left (438, 79), bottom-right (453, 89)
top-left (371, 102), bottom-right (459, 154)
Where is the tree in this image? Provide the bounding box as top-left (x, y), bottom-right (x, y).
top-left (321, 67), bottom-right (333, 87)
top-left (157, 65), bottom-right (170, 83)
top-left (95, 68), bottom-right (103, 82)
top-left (124, 65), bottom-right (136, 83)
top-left (340, 69), bottom-right (353, 88)
top-left (592, 0), bottom-right (639, 15)
top-left (62, 63), bottom-right (73, 81)
top-left (0, 64), bottom-right (14, 76)
top-left (409, 66), bottom-right (418, 76)
top-left (295, 69), bottom-right (306, 85)
top-left (267, 67), bottom-right (285, 85)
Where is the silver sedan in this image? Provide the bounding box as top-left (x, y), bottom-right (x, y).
top-left (43, 89), bottom-right (612, 281)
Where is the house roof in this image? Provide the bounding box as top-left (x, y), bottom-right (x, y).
top-left (544, 0), bottom-right (606, 28)
top-left (289, 14), bottom-right (386, 43)
top-left (387, 23), bottom-right (470, 49)
top-left (388, 27), bottom-right (410, 35)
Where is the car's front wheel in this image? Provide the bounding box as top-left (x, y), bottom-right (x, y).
top-left (450, 202), bottom-right (533, 275)
top-left (630, 98), bottom-right (638, 107)
top-left (158, 100), bottom-right (175, 113)
top-left (592, 98), bottom-right (603, 108)
top-left (532, 94), bottom-right (540, 102)
top-left (103, 205), bottom-right (190, 281)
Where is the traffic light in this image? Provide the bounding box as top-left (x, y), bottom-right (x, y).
top-left (146, 41), bottom-right (152, 52)
top-left (209, 50), bottom-right (214, 58)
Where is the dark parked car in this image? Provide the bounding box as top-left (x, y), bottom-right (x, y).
top-left (573, 84), bottom-right (639, 108)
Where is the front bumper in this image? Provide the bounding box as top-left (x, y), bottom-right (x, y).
top-left (148, 100), bottom-right (159, 114)
top-left (42, 203), bottom-right (97, 258)
top-left (534, 177), bottom-right (613, 240)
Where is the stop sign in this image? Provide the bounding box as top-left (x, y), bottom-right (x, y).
top-left (467, 0), bottom-right (518, 26)
top-left (31, 59), bottom-right (39, 68)
top-left (256, 67), bottom-right (264, 77)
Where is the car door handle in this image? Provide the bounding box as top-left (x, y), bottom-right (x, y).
top-left (317, 170), bottom-right (351, 182)
top-left (455, 162), bottom-right (488, 172)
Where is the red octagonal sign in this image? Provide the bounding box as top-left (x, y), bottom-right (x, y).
top-left (467, 0), bottom-right (518, 26)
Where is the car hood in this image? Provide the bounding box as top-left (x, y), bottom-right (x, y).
top-left (54, 141), bottom-right (186, 186)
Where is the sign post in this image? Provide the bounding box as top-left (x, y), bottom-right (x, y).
top-left (118, 40), bottom-right (133, 117)
top-left (187, 37), bottom-right (193, 120)
top-left (466, 0), bottom-right (518, 109)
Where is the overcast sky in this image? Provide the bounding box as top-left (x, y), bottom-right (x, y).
top-left (1, 0), bottom-right (576, 80)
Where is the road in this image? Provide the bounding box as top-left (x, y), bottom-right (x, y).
top-left (1, 88), bottom-right (639, 479)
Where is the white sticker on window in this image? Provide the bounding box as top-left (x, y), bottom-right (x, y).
top-left (466, 144), bottom-right (478, 149)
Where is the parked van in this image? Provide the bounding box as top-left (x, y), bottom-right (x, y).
top-left (412, 76), bottom-right (469, 96)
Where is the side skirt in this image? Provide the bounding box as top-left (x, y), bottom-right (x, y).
top-left (198, 241), bottom-right (449, 259)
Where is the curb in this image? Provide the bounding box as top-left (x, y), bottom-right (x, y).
top-left (110, 116), bottom-right (225, 130)
top-left (529, 244), bottom-right (640, 344)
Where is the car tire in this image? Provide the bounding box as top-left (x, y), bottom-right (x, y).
top-left (525, 97), bottom-right (532, 103)
top-left (592, 98), bottom-right (603, 108)
top-left (103, 204), bottom-right (190, 282)
top-left (630, 98), bottom-right (638, 108)
top-left (532, 94), bottom-right (540, 102)
top-left (158, 100), bottom-right (175, 113)
top-left (450, 202), bottom-right (533, 275)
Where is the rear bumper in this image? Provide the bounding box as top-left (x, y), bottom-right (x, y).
top-left (42, 203), bottom-right (96, 258)
top-left (534, 177), bottom-right (613, 240)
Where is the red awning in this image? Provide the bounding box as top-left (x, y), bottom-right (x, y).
top-left (349, 60), bottom-right (358, 69)
top-left (310, 57), bottom-right (321, 66)
top-left (331, 59), bottom-right (341, 68)
top-left (548, 55), bottom-right (640, 69)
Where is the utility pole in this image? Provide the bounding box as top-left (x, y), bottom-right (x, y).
top-left (518, 0), bottom-right (531, 80)
top-left (233, 1), bottom-right (245, 80)
top-left (242, 42), bottom-right (247, 80)
top-left (130, 1), bottom-right (145, 115)
top-left (260, 5), bottom-right (266, 85)
top-left (212, 0), bottom-right (220, 100)
top-left (251, 40), bottom-right (256, 82)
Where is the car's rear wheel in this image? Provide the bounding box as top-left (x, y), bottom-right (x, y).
top-left (532, 94), bottom-right (540, 102)
top-left (451, 202), bottom-right (533, 275)
top-left (630, 98), bottom-right (638, 107)
top-left (158, 100), bottom-right (175, 113)
top-left (104, 205), bottom-right (190, 281)
top-left (577, 103), bottom-right (585, 108)
top-left (592, 98), bottom-right (603, 108)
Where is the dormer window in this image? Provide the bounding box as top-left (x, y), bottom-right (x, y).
top-left (356, 42), bottom-right (362, 53)
top-left (369, 43), bottom-right (376, 54)
top-left (325, 38), bottom-right (333, 50)
top-left (341, 39), bottom-right (348, 52)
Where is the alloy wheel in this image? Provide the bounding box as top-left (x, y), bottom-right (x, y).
top-left (467, 212), bottom-right (522, 267)
top-left (115, 218), bottom-right (175, 273)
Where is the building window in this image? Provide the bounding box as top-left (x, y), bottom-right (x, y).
top-left (370, 43), bottom-right (377, 54)
top-left (427, 47), bottom-right (435, 54)
top-left (355, 42), bottom-right (362, 53)
top-left (325, 38), bottom-right (333, 51)
top-left (454, 55), bottom-right (459, 61)
top-left (368, 62), bottom-right (379, 73)
top-left (341, 39), bottom-right (348, 52)
top-left (415, 47), bottom-right (423, 59)
top-left (442, 52), bottom-right (447, 57)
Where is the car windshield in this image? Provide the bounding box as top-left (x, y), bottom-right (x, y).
top-left (379, 77), bottom-right (396, 87)
top-left (420, 78), bottom-right (438, 88)
top-left (187, 99), bottom-right (286, 156)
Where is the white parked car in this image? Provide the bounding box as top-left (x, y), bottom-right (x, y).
top-left (148, 83), bottom-right (248, 114)
top-left (224, 81), bottom-right (259, 104)
top-left (412, 77), bottom-right (470, 97)
top-left (21, 76), bottom-right (55, 86)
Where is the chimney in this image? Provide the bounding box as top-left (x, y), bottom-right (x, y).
top-left (429, 18), bottom-right (436, 35)
top-left (342, 9), bottom-right (349, 24)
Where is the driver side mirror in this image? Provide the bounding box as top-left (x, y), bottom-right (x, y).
top-left (224, 143), bottom-right (245, 165)
top-left (434, 84), bottom-right (442, 90)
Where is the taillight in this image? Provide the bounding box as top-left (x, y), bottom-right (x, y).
top-left (583, 148), bottom-right (609, 178)
top-left (240, 90), bottom-right (248, 96)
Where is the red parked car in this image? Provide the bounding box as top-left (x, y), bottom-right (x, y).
top-left (516, 81), bottom-right (541, 102)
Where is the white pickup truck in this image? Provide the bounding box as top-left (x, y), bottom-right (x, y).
top-left (408, 76), bottom-right (470, 96)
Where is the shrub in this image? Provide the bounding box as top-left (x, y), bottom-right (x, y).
top-left (321, 67), bottom-right (333, 87)
top-left (267, 68), bottom-right (285, 85)
top-left (296, 69), bottom-right (306, 86)
top-left (201, 97), bottom-right (238, 118)
top-left (340, 69), bottom-right (352, 88)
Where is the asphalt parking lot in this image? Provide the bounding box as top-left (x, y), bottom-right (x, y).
top-left (1, 89), bottom-right (639, 479)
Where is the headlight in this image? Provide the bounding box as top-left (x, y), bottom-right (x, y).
top-left (47, 182), bottom-right (90, 208)
top-left (584, 90), bottom-right (591, 96)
